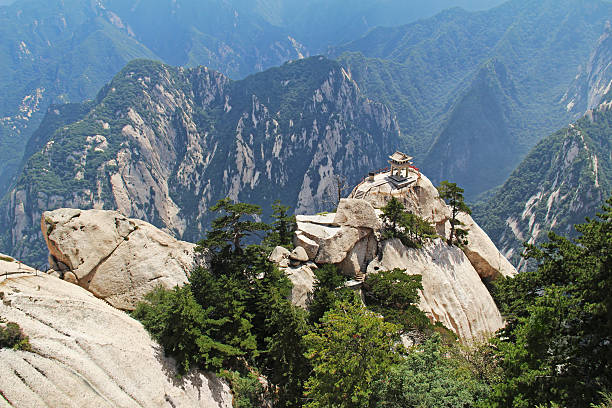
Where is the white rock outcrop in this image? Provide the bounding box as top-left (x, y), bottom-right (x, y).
top-left (294, 199), bottom-right (380, 276)
top-left (291, 171), bottom-right (516, 339)
top-left (290, 246), bottom-right (309, 262)
top-left (458, 213), bottom-right (517, 279)
top-left (293, 232), bottom-right (319, 260)
top-left (284, 265), bottom-right (317, 308)
top-left (41, 208), bottom-right (205, 310)
top-left (269, 246), bottom-right (291, 267)
top-left (350, 172), bottom-right (517, 279)
top-left (367, 239), bottom-right (505, 339)
top-left (333, 198), bottom-right (381, 230)
top-left (0, 261), bottom-right (232, 408)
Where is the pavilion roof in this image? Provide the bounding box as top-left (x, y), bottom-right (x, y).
top-left (389, 151), bottom-right (413, 164)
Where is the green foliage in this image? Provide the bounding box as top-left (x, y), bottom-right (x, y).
top-left (134, 199), bottom-right (447, 407)
top-left (379, 197), bottom-right (436, 248)
top-left (306, 264), bottom-right (354, 325)
top-left (488, 197), bottom-right (612, 408)
top-left (136, 199), bottom-right (313, 405)
top-left (263, 200), bottom-right (297, 249)
top-left (371, 335), bottom-right (490, 408)
top-left (254, 270), bottom-right (310, 407)
top-left (437, 181), bottom-right (471, 247)
top-left (132, 286), bottom-right (242, 373)
top-left (474, 104), bottom-right (612, 266)
top-left (335, 1), bottom-right (612, 197)
top-left (401, 212), bottom-right (438, 248)
top-left (220, 370), bottom-right (266, 408)
top-left (198, 198), bottom-right (269, 255)
top-left (591, 393), bottom-right (612, 408)
top-left (363, 268), bottom-right (431, 332)
top-left (304, 300), bottom-right (403, 408)
top-left (0, 319), bottom-right (31, 351)
top-left (189, 267), bottom-right (258, 363)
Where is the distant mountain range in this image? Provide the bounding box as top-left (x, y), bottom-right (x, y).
top-left (2, 0), bottom-right (612, 267)
top-left (0, 0), bottom-right (504, 196)
top-left (0, 57), bottom-right (399, 264)
top-left (333, 0), bottom-right (612, 198)
top-left (473, 29), bottom-right (612, 268)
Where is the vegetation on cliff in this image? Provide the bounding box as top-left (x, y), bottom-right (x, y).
top-left (488, 197), bottom-right (612, 407)
top-left (0, 318), bottom-right (31, 351)
top-left (134, 198), bottom-right (499, 407)
top-left (334, 0), bottom-right (612, 197)
top-left (474, 92), bottom-right (612, 267)
top-left (133, 196), bottom-right (612, 407)
top-left (1, 56), bottom-right (397, 266)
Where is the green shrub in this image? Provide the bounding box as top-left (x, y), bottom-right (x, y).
top-left (220, 370), bottom-right (266, 408)
top-left (0, 320), bottom-right (31, 351)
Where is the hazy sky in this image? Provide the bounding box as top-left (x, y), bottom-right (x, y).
top-left (0, 0), bottom-right (505, 8)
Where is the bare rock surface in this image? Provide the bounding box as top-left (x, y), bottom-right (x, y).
top-left (295, 213), bottom-right (338, 226)
top-left (293, 232), bottom-right (319, 260)
top-left (284, 265), bottom-right (317, 308)
top-left (290, 246), bottom-right (309, 262)
top-left (458, 213), bottom-right (517, 279)
top-left (350, 172), bottom-right (450, 233)
top-left (41, 208), bottom-right (204, 310)
top-left (0, 267), bottom-right (232, 408)
top-left (333, 199), bottom-right (381, 230)
top-left (367, 239), bottom-right (504, 339)
top-left (350, 172), bottom-right (516, 278)
top-left (339, 233), bottom-right (378, 277)
top-left (269, 246), bottom-right (291, 264)
top-left (314, 227), bottom-right (371, 264)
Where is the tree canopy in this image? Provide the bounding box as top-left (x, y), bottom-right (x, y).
top-left (437, 181), bottom-right (471, 246)
top-left (379, 197), bottom-right (437, 248)
top-left (489, 197), bottom-right (612, 407)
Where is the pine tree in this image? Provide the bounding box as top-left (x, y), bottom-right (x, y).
top-left (437, 181), bottom-right (471, 246)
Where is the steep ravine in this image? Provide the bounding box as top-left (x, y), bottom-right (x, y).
top-left (0, 57), bottom-right (399, 265)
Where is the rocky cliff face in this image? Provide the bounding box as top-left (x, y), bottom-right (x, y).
top-left (0, 0), bottom-right (308, 194)
top-left (475, 92), bottom-right (612, 269)
top-left (562, 22), bottom-right (612, 117)
top-left (0, 258), bottom-right (233, 408)
top-left (1, 57), bottom-right (399, 265)
top-left (285, 171), bottom-right (515, 339)
top-left (334, 0), bottom-right (612, 198)
top-left (41, 208), bottom-right (207, 310)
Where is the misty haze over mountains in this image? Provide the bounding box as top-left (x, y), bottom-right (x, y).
top-left (1, 2), bottom-right (612, 408)
top-left (0, 0), bottom-right (610, 266)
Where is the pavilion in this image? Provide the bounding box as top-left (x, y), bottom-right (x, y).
top-left (388, 151), bottom-right (414, 179)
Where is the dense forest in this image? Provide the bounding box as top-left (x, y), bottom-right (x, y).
top-left (132, 196), bottom-right (612, 407)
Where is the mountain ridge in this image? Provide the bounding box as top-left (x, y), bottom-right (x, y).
top-left (333, 0), bottom-right (612, 197)
top-left (0, 56), bottom-right (400, 265)
top-left (473, 89), bottom-right (612, 268)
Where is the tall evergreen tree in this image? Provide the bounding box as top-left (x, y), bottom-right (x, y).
top-left (489, 197), bottom-right (612, 407)
top-left (437, 181), bottom-right (471, 246)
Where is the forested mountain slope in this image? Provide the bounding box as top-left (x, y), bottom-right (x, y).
top-left (238, 0), bottom-right (505, 51)
top-left (0, 0), bottom-right (505, 196)
top-left (562, 21), bottom-right (612, 118)
top-left (334, 0), bottom-right (612, 197)
top-left (0, 0), bottom-right (304, 195)
top-left (0, 57), bottom-right (399, 265)
top-left (474, 90), bottom-right (612, 269)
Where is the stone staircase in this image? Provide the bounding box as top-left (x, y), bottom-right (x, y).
top-left (354, 190), bottom-right (366, 199)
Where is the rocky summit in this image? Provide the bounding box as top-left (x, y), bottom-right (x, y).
top-left (272, 166), bottom-right (516, 340)
top-left (13, 159), bottom-right (516, 342)
top-left (0, 257), bottom-right (232, 408)
top-left (41, 208), bottom-right (207, 310)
